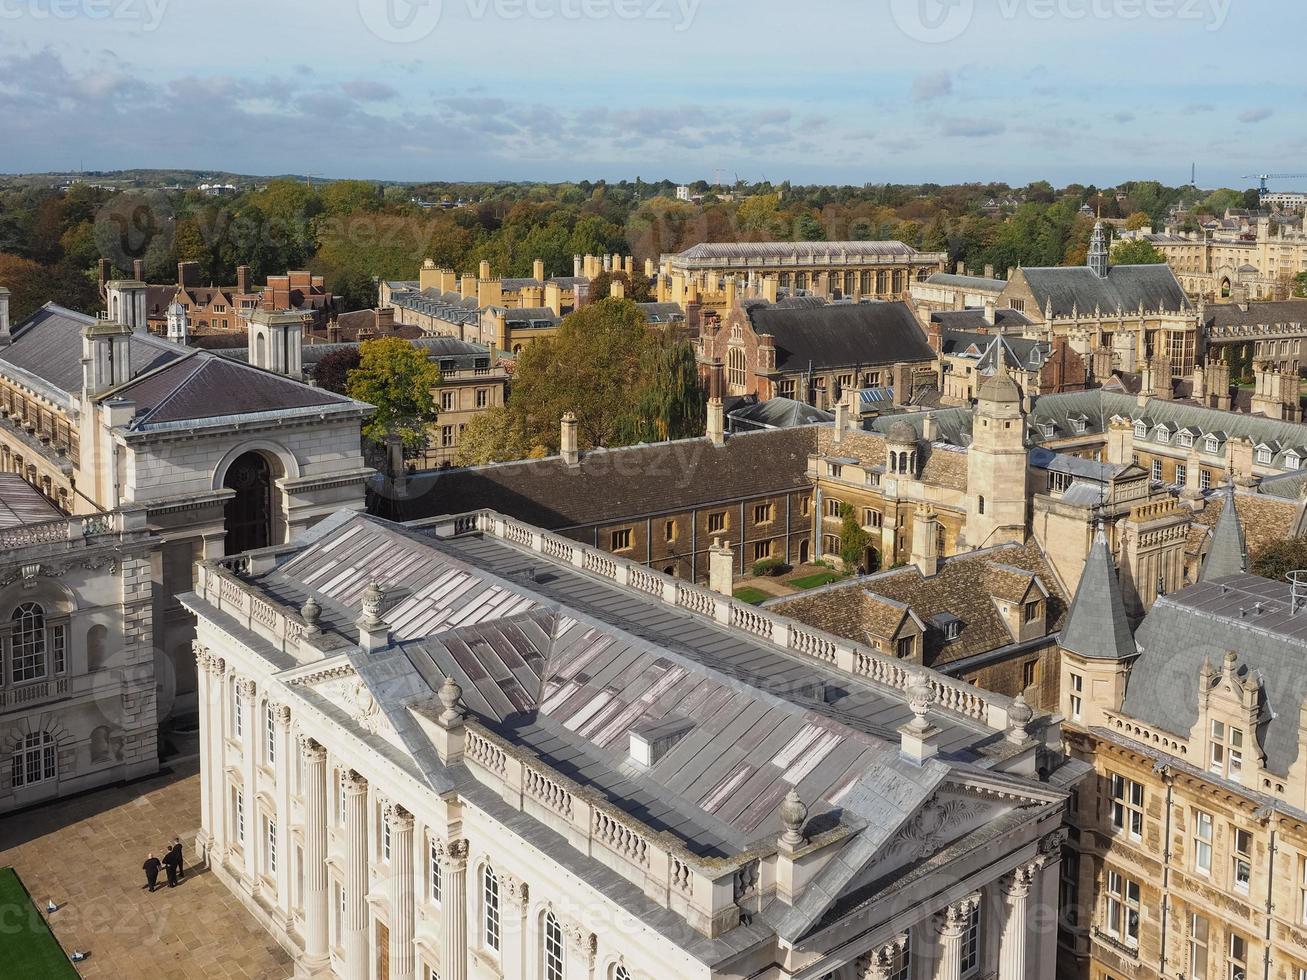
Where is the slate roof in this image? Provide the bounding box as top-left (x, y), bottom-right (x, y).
top-left (674, 242), bottom-right (923, 262)
top-left (1203, 299), bottom-right (1307, 329)
top-left (816, 427), bottom-right (969, 492)
top-left (745, 302), bottom-right (935, 373)
top-left (0, 473), bottom-right (64, 530)
top-left (924, 273), bottom-right (1007, 292)
top-left (378, 426), bottom-right (820, 526)
top-left (1121, 574), bottom-right (1307, 776)
top-left (728, 397), bottom-right (833, 431)
top-left (256, 512), bottom-right (1006, 855)
top-left (1060, 529), bottom-right (1136, 661)
top-left (2, 303), bottom-right (184, 395)
top-left (110, 352), bottom-right (356, 428)
top-left (1016, 264), bottom-right (1190, 317)
top-left (932, 309), bottom-right (1035, 332)
top-left (1200, 488), bottom-right (1249, 582)
top-left (769, 543), bottom-right (1067, 669)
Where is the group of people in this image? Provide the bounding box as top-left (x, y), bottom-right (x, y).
top-left (141, 838), bottom-right (185, 893)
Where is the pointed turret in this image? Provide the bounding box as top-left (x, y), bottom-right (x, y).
top-left (1088, 220), bottom-right (1110, 279)
top-left (1062, 528), bottom-right (1136, 661)
top-left (1200, 486), bottom-right (1248, 582)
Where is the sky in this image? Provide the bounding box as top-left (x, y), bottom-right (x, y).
top-left (0, 0), bottom-right (1301, 188)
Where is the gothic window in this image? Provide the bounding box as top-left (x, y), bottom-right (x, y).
top-left (11, 731), bottom-right (56, 787)
top-left (727, 346), bottom-right (748, 391)
top-left (544, 911), bottom-right (564, 980)
top-left (614, 968), bottom-right (633, 980)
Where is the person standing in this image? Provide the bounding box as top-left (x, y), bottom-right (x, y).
top-left (162, 844), bottom-right (180, 888)
top-left (142, 853), bottom-right (162, 893)
top-left (168, 838), bottom-right (185, 881)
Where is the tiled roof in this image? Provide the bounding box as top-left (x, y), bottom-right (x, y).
top-left (817, 428), bottom-right (969, 492)
top-left (1186, 490), bottom-right (1304, 565)
top-left (769, 543), bottom-right (1067, 669)
top-left (746, 302), bottom-right (935, 373)
top-left (1200, 487), bottom-right (1249, 581)
top-left (1016, 264), bottom-right (1190, 318)
top-left (1203, 299), bottom-right (1307, 328)
top-left (379, 426), bottom-right (820, 526)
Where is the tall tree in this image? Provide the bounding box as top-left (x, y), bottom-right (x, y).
top-left (346, 338), bottom-right (441, 450)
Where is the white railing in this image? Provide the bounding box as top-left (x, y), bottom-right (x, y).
top-left (466, 511), bottom-right (1009, 730)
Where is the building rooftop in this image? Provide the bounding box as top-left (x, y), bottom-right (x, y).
top-left (924, 272), bottom-right (1008, 292)
top-left (0, 472), bottom-right (64, 530)
top-left (745, 301), bottom-right (935, 373)
top-left (1015, 263), bottom-right (1190, 318)
top-left (673, 241), bottom-right (927, 263)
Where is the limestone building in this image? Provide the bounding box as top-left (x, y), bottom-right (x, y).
top-left (0, 289), bottom-right (373, 718)
top-left (186, 506), bottom-right (1074, 980)
top-left (1131, 213), bottom-right (1307, 301)
top-left (658, 242), bottom-right (947, 313)
top-left (0, 479), bottom-right (158, 812)
top-left (1057, 505), bottom-right (1307, 980)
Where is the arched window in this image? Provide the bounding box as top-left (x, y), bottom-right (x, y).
top-left (87, 624), bottom-right (109, 671)
top-left (614, 968), bottom-right (632, 980)
top-left (543, 911), bottom-right (564, 980)
top-left (12, 731), bottom-right (56, 787)
top-left (483, 865), bottom-right (501, 952)
top-left (11, 602), bottom-right (47, 682)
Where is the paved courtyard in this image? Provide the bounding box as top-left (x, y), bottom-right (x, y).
top-left (0, 760), bottom-right (294, 979)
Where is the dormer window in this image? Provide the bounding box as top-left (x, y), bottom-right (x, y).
top-left (1134, 422), bottom-right (1148, 439)
top-left (1072, 418), bottom-right (1087, 434)
top-left (1042, 423), bottom-right (1056, 438)
top-left (943, 620), bottom-right (961, 641)
top-left (1205, 436), bottom-right (1220, 453)
top-left (828, 463), bottom-right (843, 479)
top-left (1155, 428), bottom-right (1170, 445)
top-left (1023, 599), bottom-right (1042, 623)
top-left (1289, 453), bottom-right (1302, 471)
top-left (1209, 719), bottom-right (1244, 781)
top-left (1179, 432), bottom-right (1194, 448)
top-left (1257, 447), bottom-right (1274, 465)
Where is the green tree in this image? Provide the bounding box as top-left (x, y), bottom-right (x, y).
top-left (1294, 272), bottom-right (1307, 298)
top-left (586, 269), bottom-right (653, 303)
top-left (1124, 211), bottom-right (1152, 231)
top-left (1111, 239), bottom-right (1166, 265)
top-left (1253, 538), bottom-right (1307, 582)
top-left (623, 327), bottom-right (707, 443)
top-left (346, 337), bottom-right (441, 449)
top-left (839, 503), bottom-right (869, 573)
top-left (453, 407), bottom-right (545, 466)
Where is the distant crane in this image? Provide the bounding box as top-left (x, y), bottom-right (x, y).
top-left (1242, 173), bottom-right (1307, 194)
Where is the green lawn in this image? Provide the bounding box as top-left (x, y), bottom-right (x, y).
top-left (733, 587), bottom-right (770, 606)
top-left (0, 867), bottom-right (79, 979)
top-left (789, 571), bottom-right (842, 590)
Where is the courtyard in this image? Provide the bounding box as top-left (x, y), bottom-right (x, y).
top-left (0, 761), bottom-right (294, 980)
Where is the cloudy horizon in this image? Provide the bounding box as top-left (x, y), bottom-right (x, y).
top-left (0, 0), bottom-right (1299, 190)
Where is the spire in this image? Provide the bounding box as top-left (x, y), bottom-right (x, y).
top-left (1061, 527), bottom-right (1135, 661)
top-left (1200, 486), bottom-right (1248, 582)
top-left (1088, 221), bottom-right (1110, 279)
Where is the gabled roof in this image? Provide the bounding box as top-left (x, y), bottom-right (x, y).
top-left (1015, 264), bottom-right (1190, 318)
top-left (1060, 529), bottom-right (1136, 661)
top-left (745, 302), bottom-right (935, 373)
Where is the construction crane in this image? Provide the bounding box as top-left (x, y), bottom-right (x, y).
top-left (1242, 173), bottom-right (1307, 194)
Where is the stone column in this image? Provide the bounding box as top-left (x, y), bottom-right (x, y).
top-left (238, 677), bottom-right (259, 887)
top-left (206, 656), bottom-right (227, 860)
top-left (443, 840), bottom-right (469, 980)
top-left (342, 771), bottom-right (370, 980)
top-left (386, 805), bottom-right (416, 980)
top-left (271, 704), bottom-right (293, 923)
top-left (999, 866), bottom-right (1036, 980)
top-left (934, 895), bottom-right (980, 980)
top-left (193, 645), bottom-right (213, 854)
top-left (299, 735), bottom-right (330, 968)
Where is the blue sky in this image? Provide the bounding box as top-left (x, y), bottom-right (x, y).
top-left (0, 0), bottom-right (1300, 188)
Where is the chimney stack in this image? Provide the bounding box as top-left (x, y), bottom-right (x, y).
top-left (910, 502), bottom-right (940, 577)
top-left (374, 307), bottom-right (395, 334)
top-left (707, 397), bottom-right (726, 448)
top-left (560, 412), bottom-right (580, 466)
top-left (708, 538), bottom-right (734, 595)
top-left (0, 287), bottom-right (9, 345)
top-left (983, 298), bottom-right (997, 326)
top-left (236, 265), bottom-right (250, 295)
top-left (479, 260), bottom-right (491, 280)
top-left (327, 314), bottom-right (341, 344)
top-left (532, 258), bottom-right (545, 282)
top-left (132, 259), bottom-right (144, 282)
top-left (574, 254), bottom-right (583, 278)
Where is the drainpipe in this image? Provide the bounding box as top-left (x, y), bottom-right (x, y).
top-left (1264, 820), bottom-right (1277, 980)
top-left (1158, 771), bottom-right (1174, 977)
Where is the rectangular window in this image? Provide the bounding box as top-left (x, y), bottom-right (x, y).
top-left (1231, 828), bottom-right (1252, 894)
top-left (1109, 772), bottom-right (1144, 840)
top-left (484, 869), bottom-right (501, 952)
top-left (1105, 869), bottom-right (1141, 948)
top-left (1069, 672), bottom-right (1083, 720)
top-left (1152, 459), bottom-right (1163, 482)
top-left (1176, 462), bottom-right (1187, 486)
top-left (610, 529), bottom-right (632, 551)
top-left (827, 462), bottom-right (843, 479)
top-left (708, 512), bottom-right (727, 533)
top-left (1209, 720), bottom-right (1244, 780)
top-left (960, 903), bottom-right (980, 976)
top-left (265, 817), bottom-right (277, 875)
top-left (665, 520), bottom-right (675, 542)
top-left (441, 390), bottom-right (455, 411)
top-left (383, 818), bottom-right (392, 862)
top-left (233, 788), bottom-right (245, 844)
top-left (233, 684), bottom-right (243, 738)
top-left (1227, 932), bottom-right (1247, 980)
top-left (753, 540), bottom-right (772, 562)
top-left (1023, 660), bottom-right (1038, 687)
top-left (753, 503), bottom-right (773, 524)
top-left (265, 704), bottom-right (276, 766)
top-left (1202, 469), bottom-right (1212, 490)
top-left (476, 388), bottom-right (489, 409)
top-left (1194, 809), bottom-right (1213, 875)
top-left (430, 842), bottom-right (442, 904)
top-left (51, 624), bottom-right (65, 676)
top-left (863, 508), bottom-right (883, 528)
top-left (896, 635), bottom-right (914, 659)
top-left (1189, 913), bottom-right (1209, 980)
top-left (441, 425), bottom-right (455, 448)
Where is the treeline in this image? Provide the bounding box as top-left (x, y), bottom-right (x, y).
top-left (0, 175), bottom-right (1260, 322)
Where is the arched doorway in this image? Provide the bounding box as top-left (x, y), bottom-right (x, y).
top-left (223, 452), bottom-right (274, 555)
top-left (864, 546), bottom-right (881, 573)
top-left (799, 539), bottom-right (810, 565)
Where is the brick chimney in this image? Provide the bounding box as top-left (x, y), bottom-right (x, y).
top-left (236, 265), bottom-right (250, 295)
top-left (374, 307), bottom-right (395, 334)
top-left (327, 314), bottom-right (341, 344)
top-left (177, 261), bottom-right (200, 288)
top-left (97, 258), bottom-right (111, 293)
top-left (132, 259), bottom-right (145, 282)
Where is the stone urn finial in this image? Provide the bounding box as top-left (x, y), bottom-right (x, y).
top-left (906, 670), bottom-right (935, 733)
top-left (361, 581), bottom-right (385, 627)
top-left (301, 595), bottom-right (321, 634)
top-left (1007, 691), bottom-right (1033, 744)
top-left (438, 675), bottom-right (465, 727)
top-left (780, 789), bottom-right (808, 847)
